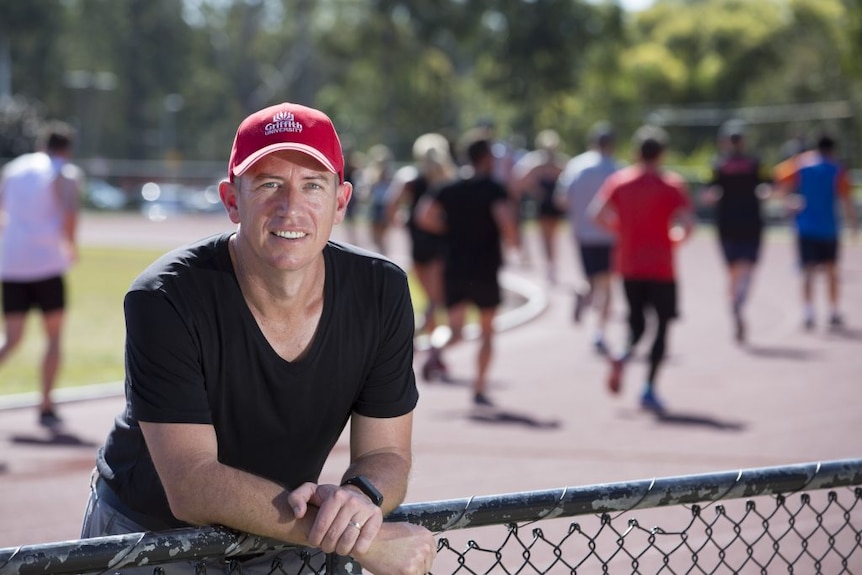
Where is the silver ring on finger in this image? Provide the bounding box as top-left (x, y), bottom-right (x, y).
top-left (349, 520), bottom-right (363, 530)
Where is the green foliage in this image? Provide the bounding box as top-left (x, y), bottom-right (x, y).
top-left (0, 0), bottom-right (860, 167)
top-left (0, 0), bottom-right (64, 107)
top-left (0, 97), bottom-right (44, 157)
top-left (630, 0), bottom-right (784, 103)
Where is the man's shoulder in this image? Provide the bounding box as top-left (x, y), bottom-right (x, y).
top-left (130, 233), bottom-right (231, 292)
top-left (606, 164), bottom-right (641, 185)
top-left (512, 150), bottom-right (542, 173)
top-left (660, 167), bottom-right (687, 184)
top-left (59, 162), bottom-right (85, 183)
top-left (436, 176), bottom-right (469, 193)
top-left (2, 152), bottom-right (48, 176)
top-left (565, 151), bottom-right (596, 173)
top-left (326, 241), bottom-right (408, 278)
top-left (436, 175), bottom-right (502, 198)
top-left (566, 151), bottom-right (617, 180)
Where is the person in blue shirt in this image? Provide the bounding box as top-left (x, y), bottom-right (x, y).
top-left (774, 134), bottom-right (858, 330)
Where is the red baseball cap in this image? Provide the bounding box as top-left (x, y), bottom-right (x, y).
top-left (228, 102), bottom-right (344, 182)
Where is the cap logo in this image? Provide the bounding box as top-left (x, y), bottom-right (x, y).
top-left (265, 111), bottom-right (303, 137)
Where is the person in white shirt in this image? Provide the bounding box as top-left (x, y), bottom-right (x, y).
top-left (0, 121), bottom-right (82, 427)
top-left (555, 122), bottom-right (619, 354)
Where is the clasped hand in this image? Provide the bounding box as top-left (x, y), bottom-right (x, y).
top-left (289, 482), bottom-right (383, 557)
top-left (289, 482), bottom-right (436, 574)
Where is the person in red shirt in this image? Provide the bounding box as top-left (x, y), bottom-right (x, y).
top-left (591, 125), bottom-right (695, 413)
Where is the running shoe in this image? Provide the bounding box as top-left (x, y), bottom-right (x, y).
top-left (573, 292), bottom-right (587, 323)
top-left (421, 355), bottom-right (450, 382)
top-left (593, 337), bottom-right (609, 356)
top-left (640, 388), bottom-right (666, 413)
top-left (473, 393), bottom-right (494, 407)
top-left (39, 409), bottom-right (63, 428)
top-left (829, 314), bottom-right (845, 329)
top-left (734, 313), bottom-right (746, 344)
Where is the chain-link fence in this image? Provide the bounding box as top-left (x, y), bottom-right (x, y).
top-left (1, 458), bottom-right (859, 575)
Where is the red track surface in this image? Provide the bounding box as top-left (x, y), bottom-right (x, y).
top-left (1, 211), bottom-right (860, 551)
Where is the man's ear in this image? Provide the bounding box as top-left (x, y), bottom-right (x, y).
top-left (219, 179), bottom-right (241, 224)
top-left (334, 180), bottom-right (353, 222)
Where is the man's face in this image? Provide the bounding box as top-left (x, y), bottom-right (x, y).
top-left (219, 150), bottom-right (352, 273)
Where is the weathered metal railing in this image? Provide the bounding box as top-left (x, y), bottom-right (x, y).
top-left (1, 458), bottom-right (860, 574)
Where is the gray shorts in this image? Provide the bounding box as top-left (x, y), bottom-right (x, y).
top-left (80, 471), bottom-right (341, 574)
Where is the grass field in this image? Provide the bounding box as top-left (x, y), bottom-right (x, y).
top-left (0, 245), bottom-right (430, 396)
top-left (0, 247), bottom-right (165, 395)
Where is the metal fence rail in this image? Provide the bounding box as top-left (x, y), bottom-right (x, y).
top-left (1, 458), bottom-right (860, 574)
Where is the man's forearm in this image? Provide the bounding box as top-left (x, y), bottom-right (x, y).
top-left (166, 458), bottom-right (321, 547)
top-left (342, 450), bottom-right (412, 515)
top-left (64, 212), bottom-right (77, 244)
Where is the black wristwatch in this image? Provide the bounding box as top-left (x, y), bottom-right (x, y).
top-left (341, 475), bottom-right (383, 507)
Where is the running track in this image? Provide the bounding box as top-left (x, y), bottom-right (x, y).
top-left (1, 211), bottom-right (859, 549)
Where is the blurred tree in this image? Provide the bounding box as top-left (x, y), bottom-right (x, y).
top-left (0, 0), bottom-right (64, 111)
top-left (625, 0), bottom-right (858, 160)
top-left (60, 0), bottom-right (193, 160)
top-left (0, 96), bottom-right (44, 158)
top-left (1, 0), bottom-right (859, 170)
top-left (629, 0), bottom-right (783, 105)
top-left (465, 0), bottom-right (607, 144)
top-left (316, 0), bottom-right (463, 157)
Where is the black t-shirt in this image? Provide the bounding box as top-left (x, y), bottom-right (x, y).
top-left (97, 233), bottom-right (418, 527)
top-left (710, 152), bottom-right (768, 241)
top-left (432, 175), bottom-right (508, 276)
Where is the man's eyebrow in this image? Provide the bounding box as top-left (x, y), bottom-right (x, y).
top-left (252, 171), bottom-right (329, 182)
top-left (249, 172), bottom-right (283, 182)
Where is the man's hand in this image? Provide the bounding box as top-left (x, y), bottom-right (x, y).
top-left (288, 482), bottom-right (384, 557)
top-left (289, 484), bottom-right (435, 573)
top-left (353, 522), bottom-right (437, 575)
top-left (62, 240), bottom-right (78, 264)
top-left (784, 193), bottom-right (805, 215)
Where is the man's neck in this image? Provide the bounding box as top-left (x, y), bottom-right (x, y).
top-left (229, 235), bottom-right (326, 314)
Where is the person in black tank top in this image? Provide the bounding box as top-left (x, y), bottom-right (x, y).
top-left (387, 133), bottom-right (457, 341)
top-left (703, 121), bottom-right (772, 343)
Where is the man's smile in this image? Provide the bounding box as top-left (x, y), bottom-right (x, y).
top-left (273, 230), bottom-right (308, 239)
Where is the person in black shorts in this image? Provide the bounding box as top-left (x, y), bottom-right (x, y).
top-left (80, 102), bottom-right (435, 574)
top-left (509, 129), bottom-right (568, 283)
top-left (416, 131), bottom-right (519, 407)
top-left (703, 120), bottom-right (771, 343)
top-left (555, 122), bottom-right (619, 354)
top-left (386, 133), bottom-right (457, 340)
top-left (774, 134), bottom-right (859, 330)
top-left (592, 126), bottom-right (695, 413)
top-left (0, 121), bottom-right (82, 427)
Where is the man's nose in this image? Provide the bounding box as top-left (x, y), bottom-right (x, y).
top-left (273, 185), bottom-right (299, 213)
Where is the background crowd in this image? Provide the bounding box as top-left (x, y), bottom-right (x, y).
top-left (332, 117), bottom-right (857, 415)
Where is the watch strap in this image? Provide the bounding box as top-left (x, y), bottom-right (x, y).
top-left (341, 475), bottom-right (383, 506)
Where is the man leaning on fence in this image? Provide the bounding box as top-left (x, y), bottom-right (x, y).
top-left (80, 102), bottom-right (436, 574)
